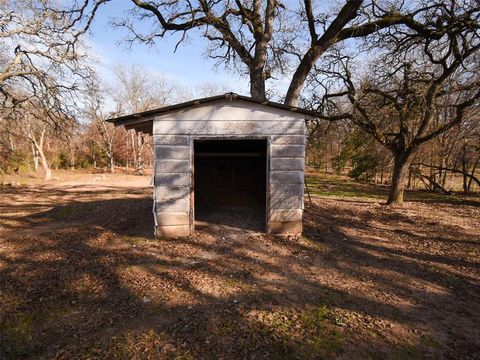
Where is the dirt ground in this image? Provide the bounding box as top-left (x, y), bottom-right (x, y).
top-left (0, 171), bottom-right (479, 359)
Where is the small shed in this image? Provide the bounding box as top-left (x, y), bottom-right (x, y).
top-left (108, 93), bottom-right (314, 238)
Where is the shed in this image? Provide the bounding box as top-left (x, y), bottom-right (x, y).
top-left (108, 93), bottom-right (314, 238)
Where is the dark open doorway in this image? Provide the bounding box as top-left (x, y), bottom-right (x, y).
top-left (194, 139), bottom-right (267, 231)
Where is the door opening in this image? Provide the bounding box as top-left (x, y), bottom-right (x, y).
top-left (194, 139), bottom-right (267, 231)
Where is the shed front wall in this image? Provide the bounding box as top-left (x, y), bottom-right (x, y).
top-left (152, 99), bottom-right (305, 237)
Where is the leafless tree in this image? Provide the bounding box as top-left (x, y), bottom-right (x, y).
top-left (111, 65), bottom-right (172, 113)
top-left (412, 119), bottom-right (480, 193)
top-left (0, 0), bottom-right (102, 117)
top-left (308, 1), bottom-right (480, 204)
top-left (1, 0), bottom-right (103, 179)
top-left (110, 64), bottom-right (174, 174)
top-left (195, 82), bottom-right (232, 98)
top-left (24, 117), bottom-right (52, 180)
top-left (85, 90), bottom-right (118, 173)
top-left (4, 105), bottom-right (75, 180)
top-left (61, 0), bottom-right (459, 105)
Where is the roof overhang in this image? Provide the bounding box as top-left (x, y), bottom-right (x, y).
top-left (106, 92), bottom-right (317, 134)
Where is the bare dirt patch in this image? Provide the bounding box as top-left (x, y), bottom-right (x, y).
top-left (1, 173), bottom-right (479, 359)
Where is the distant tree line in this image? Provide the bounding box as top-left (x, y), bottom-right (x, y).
top-left (0, 62), bottom-right (231, 178)
top-left (305, 117), bottom-right (480, 194)
top-left (1, 0), bottom-right (479, 204)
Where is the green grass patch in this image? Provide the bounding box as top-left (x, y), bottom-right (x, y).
top-left (262, 305), bottom-right (344, 360)
top-left (124, 236), bottom-right (147, 245)
top-left (306, 172), bottom-right (478, 205)
top-left (306, 176), bottom-right (386, 200)
top-left (1, 311), bottom-right (45, 358)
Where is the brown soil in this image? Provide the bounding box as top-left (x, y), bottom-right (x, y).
top-left (0, 173), bottom-right (479, 359)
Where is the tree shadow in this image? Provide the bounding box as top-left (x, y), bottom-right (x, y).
top-left (0, 185), bottom-right (479, 358)
top-left (303, 200), bottom-right (480, 357)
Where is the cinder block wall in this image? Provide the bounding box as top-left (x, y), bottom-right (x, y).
top-left (152, 100), bottom-right (305, 237)
top-left (268, 135), bottom-right (305, 234)
top-left (153, 135), bottom-right (192, 237)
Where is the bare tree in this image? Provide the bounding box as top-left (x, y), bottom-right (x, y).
top-left (412, 120), bottom-right (480, 193)
top-left (0, 0), bottom-right (102, 115)
top-left (1, 0), bottom-right (103, 178)
top-left (59, 0), bottom-right (456, 105)
top-left (85, 90), bottom-right (118, 173)
top-left (309, 0), bottom-right (480, 204)
top-left (25, 119), bottom-right (51, 180)
top-left (6, 107), bottom-right (73, 180)
top-left (195, 82), bottom-right (232, 98)
top-left (97, 121), bottom-right (117, 173)
top-left (112, 64), bottom-right (174, 113)
top-left (110, 65), bottom-right (173, 174)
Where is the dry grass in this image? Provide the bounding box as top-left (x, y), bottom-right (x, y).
top-left (0, 171), bottom-right (479, 359)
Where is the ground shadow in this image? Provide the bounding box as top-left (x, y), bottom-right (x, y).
top-left (1, 184), bottom-right (479, 359)
top-left (195, 204), bottom-right (266, 232)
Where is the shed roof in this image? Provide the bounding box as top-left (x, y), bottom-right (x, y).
top-left (106, 93), bottom-right (316, 134)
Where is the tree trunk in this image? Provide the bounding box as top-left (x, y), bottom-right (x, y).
top-left (467, 155), bottom-right (480, 191)
top-left (136, 133), bottom-right (144, 175)
top-left (126, 132), bottom-right (129, 172)
top-left (9, 134), bottom-right (15, 151)
top-left (386, 151), bottom-right (413, 205)
top-left (28, 125), bottom-right (51, 180)
top-left (35, 142), bottom-right (51, 180)
top-left (131, 131), bottom-right (137, 173)
top-left (249, 68), bottom-right (266, 101)
top-left (285, 48), bottom-right (318, 106)
top-left (462, 144), bottom-right (468, 193)
top-left (109, 150), bottom-right (115, 174)
top-left (440, 156), bottom-right (447, 188)
top-left (108, 139), bottom-right (115, 174)
top-left (284, 0), bottom-right (363, 106)
top-left (96, 120), bottom-right (116, 174)
top-left (32, 144), bottom-right (39, 172)
top-left (69, 147), bottom-right (76, 170)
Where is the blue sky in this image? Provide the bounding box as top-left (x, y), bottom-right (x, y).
top-left (87, 1), bottom-right (249, 94)
top-left (84, 0), bottom-right (349, 103)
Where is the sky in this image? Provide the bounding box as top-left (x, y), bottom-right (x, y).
top-left (86, 1), bottom-right (249, 95)
top-left (84, 0), bottom-right (349, 104)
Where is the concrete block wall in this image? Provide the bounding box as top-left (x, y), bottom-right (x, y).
top-left (153, 135), bottom-right (192, 237)
top-left (267, 135), bottom-right (304, 234)
top-left (152, 99), bottom-right (306, 237)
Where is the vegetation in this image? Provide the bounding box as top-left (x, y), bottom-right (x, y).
top-left (1, 0), bottom-right (479, 203)
top-left (0, 172), bottom-right (478, 359)
top-left (1, 2), bottom-right (479, 357)
top-left (0, 64), bottom-right (232, 178)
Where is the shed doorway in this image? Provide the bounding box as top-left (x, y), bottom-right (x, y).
top-left (194, 139), bottom-right (267, 231)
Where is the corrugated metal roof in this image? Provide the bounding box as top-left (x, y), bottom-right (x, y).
top-left (106, 92), bottom-right (316, 127)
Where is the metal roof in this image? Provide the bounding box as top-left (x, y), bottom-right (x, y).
top-left (106, 93), bottom-right (316, 130)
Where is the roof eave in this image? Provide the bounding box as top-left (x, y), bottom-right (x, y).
top-left (106, 93), bottom-right (317, 127)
